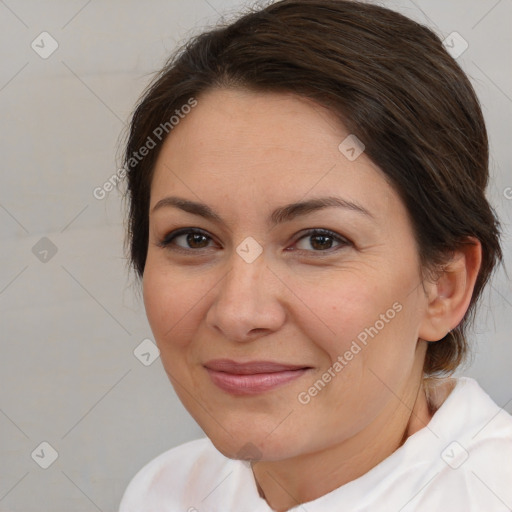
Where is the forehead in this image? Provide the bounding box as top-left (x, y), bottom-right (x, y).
top-left (157, 88), bottom-right (351, 169)
top-left (150, 88), bottom-right (402, 221)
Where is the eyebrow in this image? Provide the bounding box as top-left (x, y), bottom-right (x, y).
top-left (151, 195), bottom-right (373, 226)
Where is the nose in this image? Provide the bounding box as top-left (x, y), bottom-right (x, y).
top-left (205, 251), bottom-right (287, 343)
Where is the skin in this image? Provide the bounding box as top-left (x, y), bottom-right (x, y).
top-left (143, 87), bottom-right (482, 511)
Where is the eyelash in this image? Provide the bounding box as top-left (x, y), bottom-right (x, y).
top-left (157, 227), bottom-right (351, 255)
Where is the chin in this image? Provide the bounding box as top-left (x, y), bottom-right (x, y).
top-left (203, 424), bottom-right (304, 463)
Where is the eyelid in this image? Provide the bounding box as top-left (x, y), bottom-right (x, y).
top-left (292, 228), bottom-right (351, 252)
top-left (158, 227), bottom-right (352, 253)
top-left (158, 227), bottom-right (217, 250)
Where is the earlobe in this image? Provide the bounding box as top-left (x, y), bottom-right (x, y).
top-left (418, 238), bottom-right (482, 342)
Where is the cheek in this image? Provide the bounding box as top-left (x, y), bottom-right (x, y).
top-left (291, 266), bottom-right (419, 369)
top-left (142, 264), bottom-right (166, 336)
top-left (289, 273), bottom-right (390, 358)
top-left (142, 261), bottom-right (200, 350)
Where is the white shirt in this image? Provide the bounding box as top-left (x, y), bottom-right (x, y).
top-left (118, 377), bottom-right (512, 511)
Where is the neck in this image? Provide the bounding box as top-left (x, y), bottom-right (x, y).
top-left (251, 365), bottom-right (433, 511)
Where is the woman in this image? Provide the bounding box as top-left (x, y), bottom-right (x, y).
top-left (118, 1), bottom-right (512, 510)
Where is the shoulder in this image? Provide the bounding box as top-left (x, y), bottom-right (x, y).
top-left (118, 437), bottom-right (229, 511)
top-left (430, 377), bottom-right (512, 470)
top-left (433, 376), bottom-right (512, 439)
top-left (413, 377), bottom-right (512, 511)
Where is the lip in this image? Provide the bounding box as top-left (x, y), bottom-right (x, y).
top-left (204, 359), bottom-right (311, 395)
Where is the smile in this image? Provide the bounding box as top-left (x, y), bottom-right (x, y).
top-left (204, 359), bottom-right (312, 396)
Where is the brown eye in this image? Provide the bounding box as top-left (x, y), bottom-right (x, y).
top-left (184, 232), bottom-right (210, 249)
top-left (294, 229), bottom-right (350, 252)
top-left (159, 228), bottom-right (215, 250)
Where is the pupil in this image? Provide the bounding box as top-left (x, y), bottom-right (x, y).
top-left (311, 235), bottom-right (332, 250)
top-left (188, 233), bottom-right (207, 248)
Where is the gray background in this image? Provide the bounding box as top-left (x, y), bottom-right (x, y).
top-left (0, 0), bottom-right (511, 510)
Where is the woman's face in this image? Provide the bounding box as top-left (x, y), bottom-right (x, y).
top-left (143, 88), bottom-right (432, 460)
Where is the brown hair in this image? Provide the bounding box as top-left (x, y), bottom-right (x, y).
top-left (122, 0), bottom-right (502, 375)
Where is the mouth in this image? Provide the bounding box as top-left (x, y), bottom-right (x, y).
top-left (204, 359), bottom-right (312, 396)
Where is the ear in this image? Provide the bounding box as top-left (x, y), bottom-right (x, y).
top-left (418, 237), bottom-right (482, 342)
